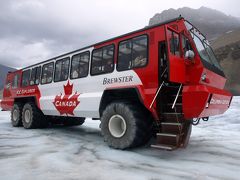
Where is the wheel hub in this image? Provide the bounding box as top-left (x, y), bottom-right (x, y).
top-left (108, 115), bottom-right (127, 138)
top-left (24, 109), bottom-right (31, 123)
top-left (12, 109), bottom-right (18, 121)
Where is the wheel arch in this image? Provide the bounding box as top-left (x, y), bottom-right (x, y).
top-left (14, 96), bottom-right (39, 108)
top-left (99, 87), bottom-right (148, 117)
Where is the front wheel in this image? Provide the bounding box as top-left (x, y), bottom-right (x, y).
top-left (101, 102), bottom-right (153, 149)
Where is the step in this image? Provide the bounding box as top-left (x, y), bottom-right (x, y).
top-left (156, 133), bottom-right (180, 146)
top-left (161, 122), bottom-right (183, 134)
top-left (165, 85), bottom-right (180, 89)
top-left (151, 144), bottom-right (177, 151)
top-left (170, 94), bottom-right (182, 97)
top-left (161, 122), bottom-right (182, 125)
top-left (167, 96), bottom-right (182, 103)
top-left (161, 113), bottom-right (184, 122)
top-left (156, 133), bottom-right (178, 137)
top-left (162, 106), bottom-right (182, 113)
top-left (166, 103), bottom-right (182, 106)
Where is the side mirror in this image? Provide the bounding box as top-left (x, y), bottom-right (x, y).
top-left (185, 50), bottom-right (195, 60)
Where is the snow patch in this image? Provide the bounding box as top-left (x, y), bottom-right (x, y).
top-left (0, 97), bottom-right (239, 180)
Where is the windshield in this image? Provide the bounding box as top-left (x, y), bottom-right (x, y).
top-left (184, 21), bottom-right (224, 72)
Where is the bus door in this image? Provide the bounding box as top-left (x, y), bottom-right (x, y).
top-left (165, 26), bottom-right (186, 83)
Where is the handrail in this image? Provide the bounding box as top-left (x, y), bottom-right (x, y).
top-left (172, 84), bottom-right (182, 109)
top-left (160, 67), bottom-right (167, 77)
top-left (150, 81), bottom-right (165, 108)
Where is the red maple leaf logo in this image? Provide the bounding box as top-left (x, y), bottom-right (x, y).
top-left (53, 81), bottom-right (80, 115)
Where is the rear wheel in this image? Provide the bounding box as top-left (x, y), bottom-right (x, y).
top-left (11, 103), bottom-right (23, 127)
top-left (101, 102), bottom-right (153, 149)
top-left (22, 102), bottom-right (48, 129)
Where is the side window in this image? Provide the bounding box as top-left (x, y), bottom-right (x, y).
top-left (35, 66), bottom-right (41, 85)
top-left (91, 49), bottom-right (102, 75)
top-left (159, 41), bottom-right (167, 67)
top-left (168, 30), bottom-right (180, 56)
top-left (41, 62), bottom-right (54, 84)
top-left (182, 35), bottom-right (193, 56)
top-left (30, 67), bottom-right (36, 85)
top-left (12, 74), bottom-right (20, 89)
top-left (118, 40), bottom-right (132, 71)
top-left (21, 70), bottom-right (31, 87)
top-left (54, 57), bottom-right (70, 82)
top-left (71, 51), bottom-right (90, 79)
top-left (117, 35), bottom-right (148, 71)
top-left (132, 36), bottom-right (148, 68)
top-left (102, 45), bottom-right (114, 73)
top-left (30, 66), bottom-right (41, 85)
top-left (91, 45), bottom-right (114, 75)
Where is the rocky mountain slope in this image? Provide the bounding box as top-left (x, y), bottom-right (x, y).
top-left (211, 29), bottom-right (240, 95)
top-left (0, 64), bottom-right (16, 97)
top-left (149, 6), bottom-right (240, 40)
top-left (149, 7), bottom-right (240, 95)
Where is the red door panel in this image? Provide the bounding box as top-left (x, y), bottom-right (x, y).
top-left (165, 25), bottom-right (186, 83)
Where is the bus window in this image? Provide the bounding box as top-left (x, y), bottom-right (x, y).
top-left (117, 40), bottom-right (132, 71)
top-left (132, 36), bottom-right (148, 68)
top-left (117, 35), bottom-right (148, 71)
top-left (35, 66), bottom-right (41, 85)
top-left (22, 70), bottom-right (31, 87)
top-left (91, 44), bottom-right (114, 75)
top-left (30, 67), bottom-right (37, 85)
top-left (181, 35), bottom-right (193, 57)
top-left (30, 66), bottom-right (41, 85)
top-left (41, 62), bottom-right (54, 84)
top-left (12, 74), bottom-right (20, 89)
top-left (168, 30), bottom-right (180, 56)
top-left (91, 49), bottom-right (102, 75)
top-left (71, 51), bottom-right (90, 79)
top-left (54, 57), bottom-right (70, 82)
top-left (102, 45), bottom-right (114, 73)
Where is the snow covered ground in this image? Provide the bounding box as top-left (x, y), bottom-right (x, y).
top-left (0, 97), bottom-right (239, 180)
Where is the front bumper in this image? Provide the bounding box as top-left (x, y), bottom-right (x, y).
top-left (182, 85), bottom-right (232, 119)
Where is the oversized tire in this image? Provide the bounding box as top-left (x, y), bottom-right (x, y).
top-left (101, 102), bottom-right (153, 149)
top-left (63, 117), bottom-right (85, 126)
top-left (22, 102), bottom-right (48, 129)
top-left (11, 103), bottom-right (24, 127)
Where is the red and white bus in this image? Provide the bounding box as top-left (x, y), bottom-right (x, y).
top-left (0, 17), bottom-right (232, 150)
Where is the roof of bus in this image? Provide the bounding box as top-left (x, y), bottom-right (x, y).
top-left (21, 16), bottom-right (183, 70)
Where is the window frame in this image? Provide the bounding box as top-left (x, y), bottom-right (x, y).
top-left (35, 66), bottom-right (41, 85)
top-left (90, 44), bottom-right (115, 76)
top-left (29, 66), bottom-right (41, 86)
top-left (21, 69), bottom-right (31, 87)
top-left (54, 57), bottom-right (70, 82)
top-left (70, 51), bottom-right (90, 80)
top-left (167, 30), bottom-right (180, 57)
top-left (41, 62), bottom-right (54, 85)
top-left (116, 34), bottom-right (149, 72)
top-left (30, 67), bottom-right (37, 86)
top-left (12, 74), bottom-right (20, 89)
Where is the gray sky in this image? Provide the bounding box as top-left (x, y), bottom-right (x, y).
top-left (0, 0), bottom-right (239, 68)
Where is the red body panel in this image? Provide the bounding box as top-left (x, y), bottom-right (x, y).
top-left (182, 85), bottom-right (231, 118)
